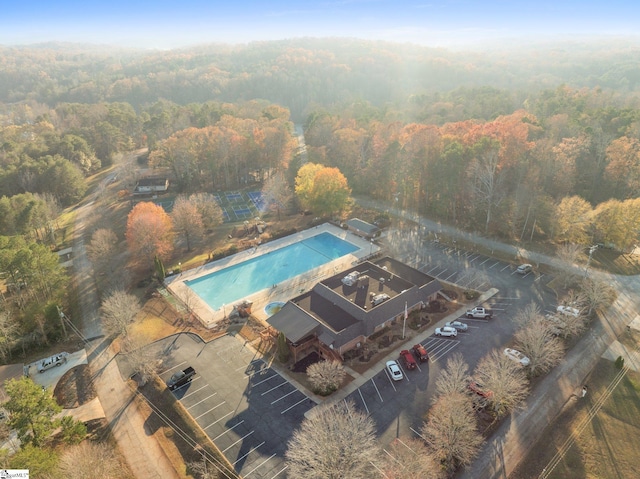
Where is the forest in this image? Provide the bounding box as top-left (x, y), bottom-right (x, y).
top-left (2, 37), bottom-right (640, 351)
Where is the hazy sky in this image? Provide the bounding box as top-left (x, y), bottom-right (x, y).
top-left (2, 0), bottom-right (639, 49)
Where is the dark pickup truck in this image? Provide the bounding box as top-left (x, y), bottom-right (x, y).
top-left (167, 366), bottom-right (196, 391)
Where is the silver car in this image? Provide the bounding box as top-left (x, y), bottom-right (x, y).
top-left (445, 320), bottom-right (468, 331)
top-left (386, 360), bottom-right (403, 381)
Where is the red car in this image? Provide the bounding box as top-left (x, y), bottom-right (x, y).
top-left (411, 344), bottom-right (429, 362)
top-left (399, 350), bottom-right (417, 370)
top-left (468, 380), bottom-right (493, 398)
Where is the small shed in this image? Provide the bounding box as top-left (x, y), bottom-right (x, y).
top-left (345, 218), bottom-right (380, 239)
top-left (133, 178), bottom-right (169, 195)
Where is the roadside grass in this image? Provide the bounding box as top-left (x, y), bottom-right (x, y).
top-left (54, 207), bottom-right (77, 249)
top-left (139, 376), bottom-right (239, 479)
top-left (510, 356), bottom-right (640, 479)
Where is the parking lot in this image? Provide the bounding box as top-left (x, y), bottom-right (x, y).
top-left (141, 224), bottom-right (561, 473)
top-left (149, 334), bottom-right (315, 479)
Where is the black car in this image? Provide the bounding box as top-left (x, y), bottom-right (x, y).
top-left (167, 366), bottom-right (196, 391)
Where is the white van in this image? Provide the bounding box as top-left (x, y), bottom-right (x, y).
top-left (37, 352), bottom-right (69, 373)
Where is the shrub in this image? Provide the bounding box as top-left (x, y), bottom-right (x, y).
top-left (615, 356), bottom-right (625, 369)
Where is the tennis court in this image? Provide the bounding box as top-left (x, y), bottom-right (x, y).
top-left (152, 190), bottom-right (266, 223)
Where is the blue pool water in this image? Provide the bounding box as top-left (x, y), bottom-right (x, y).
top-left (186, 232), bottom-right (358, 311)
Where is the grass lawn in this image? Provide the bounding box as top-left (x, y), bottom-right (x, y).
top-left (510, 354), bottom-right (640, 479)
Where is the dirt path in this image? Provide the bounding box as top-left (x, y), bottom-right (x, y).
top-left (72, 153), bottom-right (179, 479)
top-left (354, 196), bottom-right (640, 479)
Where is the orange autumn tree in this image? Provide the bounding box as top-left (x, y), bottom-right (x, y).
top-left (295, 163), bottom-right (351, 217)
top-left (125, 202), bottom-right (174, 269)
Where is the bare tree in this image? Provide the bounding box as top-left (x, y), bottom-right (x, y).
top-left (285, 400), bottom-right (380, 478)
top-left (579, 277), bottom-right (617, 316)
top-left (100, 290), bottom-right (141, 337)
top-left (86, 228), bottom-right (118, 271)
top-left (468, 142), bottom-right (504, 234)
top-left (554, 243), bottom-right (585, 288)
top-left (474, 349), bottom-right (529, 417)
top-left (422, 392), bottom-right (483, 475)
top-left (307, 360), bottom-right (346, 396)
top-left (122, 337), bottom-right (159, 386)
top-left (512, 301), bottom-right (542, 328)
top-left (262, 171), bottom-right (293, 219)
top-left (435, 353), bottom-right (469, 399)
top-left (461, 267), bottom-right (491, 291)
top-left (171, 195), bottom-right (204, 252)
top-left (382, 437), bottom-right (444, 479)
top-left (0, 308), bottom-right (19, 363)
top-left (58, 441), bottom-right (122, 479)
top-left (188, 192), bottom-right (224, 232)
top-left (187, 456), bottom-right (217, 479)
top-left (515, 321), bottom-right (565, 377)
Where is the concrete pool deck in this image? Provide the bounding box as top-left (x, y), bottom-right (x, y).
top-left (165, 223), bottom-right (380, 328)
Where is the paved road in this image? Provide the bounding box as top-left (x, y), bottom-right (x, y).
top-left (355, 196), bottom-right (640, 479)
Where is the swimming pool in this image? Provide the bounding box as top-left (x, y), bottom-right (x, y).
top-left (185, 232), bottom-right (358, 311)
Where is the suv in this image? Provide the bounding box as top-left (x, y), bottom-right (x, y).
top-left (399, 350), bottom-right (417, 370)
top-left (435, 326), bottom-right (458, 337)
top-left (167, 366), bottom-right (196, 391)
top-left (37, 352), bottom-right (69, 373)
top-left (411, 344), bottom-right (429, 362)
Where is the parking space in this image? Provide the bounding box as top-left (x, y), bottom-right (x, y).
top-left (156, 334), bottom-right (315, 479)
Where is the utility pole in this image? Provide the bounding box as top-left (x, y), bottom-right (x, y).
top-left (56, 306), bottom-right (68, 339)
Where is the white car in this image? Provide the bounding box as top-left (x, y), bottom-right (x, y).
top-left (557, 305), bottom-right (580, 317)
top-left (516, 264), bottom-right (533, 274)
top-left (445, 320), bottom-right (468, 331)
top-left (504, 348), bottom-right (530, 366)
top-left (435, 326), bottom-right (458, 337)
top-left (386, 360), bottom-right (403, 381)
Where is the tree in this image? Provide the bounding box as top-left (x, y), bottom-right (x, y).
top-left (86, 228), bottom-right (118, 271)
top-left (295, 162), bottom-right (351, 217)
top-left (514, 321), bottom-right (564, 377)
top-left (100, 290), bottom-right (141, 337)
top-left (603, 136), bottom-right (640, 198)
top-left (0, 308), bottom-right (20, 363)
top-left (171, 195), bottom-right (204, 251)
top-left (382, 437), bottom-right (443, 479)
top-left (60, 415), bottom-right (87, 444)
top-left (58, 441), bottom-right (123, 479)
top-left (262, 170), bottom-right (293, 219)
top-left (277, 332), bottom-right (290, 363)
top-left (579, 277), bottom-right (617, 316)
top-left (434, 353), bottom-right (469, 398)
top-left (512, 301), bottom-right (541, 328)
top-left (421, 392), bottom-right (483, 475)
top-left (4, 377), bottom-right (62, 447)
top-left (474, 349), bottom-right (529, 417)
top-left (8, 444), bottom-right (59, 477)
top-left (554, 242), bottom-right (584, 288)
top-left (125, 201), bottom-right (174, 268)
top-left (592, 198), bottom-right (640, 252)
top-left (188, 192), bottom-right (224, 231)
top-left (307, 360), bottom-right (346, 396)
top-left (553, 196), bottom-right (592, 244)
top-left (154, 254), bottom-right (166, 281)
top-left (45, 157), bottom-right (88, 207)
top-left (285, 400), bottom-right (380, 479)
top-left (468, 139), bottom-right (504, 234)
top-left (123, 337), bottom-right (159, 386)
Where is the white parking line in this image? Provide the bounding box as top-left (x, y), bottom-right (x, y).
top-left (521, 271), bottom-right (533, 278)
top-left (213, 420), bottom-right (245, 440)
top-left (171, 377), bottom-right (200, 392)
top-left (410, 426), bottom-right (427, 440)
top-left (269, 465), bottom-right (288, 479)
top-left (182, 384), bottom-right (210, 399)
top-left (468, 254), bottom-right (480, 262)
top-left (233, 441), bottom-right (265, 466)
top-left (271, 389), bottom-right (298, 405)
top-left (479, 257), bottom-right (491, 266)
top-left (236, 359), bottom-right (264, 371)
top-left (194, 401), bottom-right (226, 420)
top-left (435, 268), bottom-right (448, 278)
top-left (187, 393), bottom-right (218, 409)
top-left (500, 264), bottom-right (511, 272)
top-left (159, 361), bottom-right (186, 375)
top-left (242, 453), bottom-right (277, 477)
top-left (203, 411), bottom-right (233, 430)
top-left (281, 397), bottom-right (308, 414)
top-left (385, 370), bottom-right (398, 391)
top-left (261, 381), bottom-right (288, 396)
top-left (489, 261), bottom-right (501, 269)
top-left (222, 431), bottom-right (255, 453)
top-left (371, 378), bottom-right (384, 402)
top-left (427, 266), bottom-right (440, 275)
top-left (358, 389), bottom-right (370, 415)
top-left (536, 274), bottom-right (545, 282)
top-left (251, 373), bottom-right (279, 387)
top-left (444, 271), bottom-right (457, 281)
top-left (397, 363), bottom-right (409, 383)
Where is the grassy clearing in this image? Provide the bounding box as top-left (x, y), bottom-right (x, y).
top-left (510, 352), bottom-right (640, 479)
